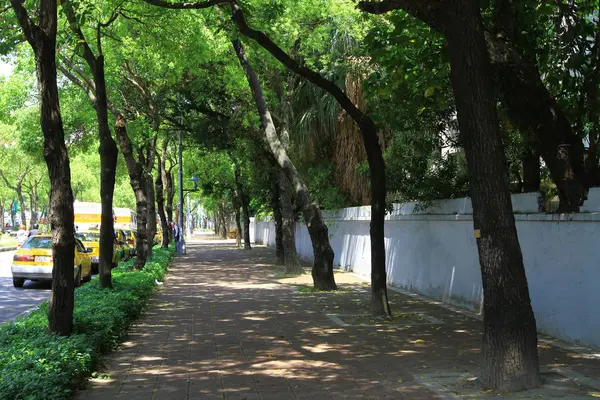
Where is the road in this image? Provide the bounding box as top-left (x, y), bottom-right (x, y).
top-left (0, 250), bottom-right (51, 324)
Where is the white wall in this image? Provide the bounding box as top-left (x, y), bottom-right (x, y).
top-left (251, 194), bottom-right (600, 349)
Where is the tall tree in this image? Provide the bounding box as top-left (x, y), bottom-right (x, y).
top-left (10, 0), bottom-right (76, 335)
top-left (61, 0), bottom-right (119, 288)
top-left (58, 58), bottom-right (151, 270)
top-left (231, 38), bottom-right (337, 290)
top-left (359, 0), bottom-right (541, 391)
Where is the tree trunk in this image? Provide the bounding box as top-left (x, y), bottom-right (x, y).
top-left (0, 203), bottom-right (4, 230)
top-left (145, 171), bottom-right (156, 259)
top-left (445, 0), bottom-right (540, 391)
top-left (358, 1), bottom-right (587, 213)
top-left (113, 113), bottom-right (148, 269)
top-left (219, 202), bottom-right (227, 239)
top-left (270, 174), bottom-right (284, 265)
top-left (279, 171), bottom-right (302, 274)
top-left (28, 190), bottom-right (36, 226)
top-left (230, 12), bottom-right (392, 308)
top-left (522, 146), bottom-right (540, 193)
top-left (165, 170), bottom-right (174, 225)
top-left (485, 36), bottom-right (586, 211)
top-left (59, 1), bottom-right (119, 286)
top-left (95, 61), bottom-right (118, 288)
top-left (214, 212), bottom-right (219, 235)
top-left (159, 142), bottom-right (172, 243)
top-left (11, 0), bottom-right (76, 335)
top-left (155, 155), bottom-right (170, 248)
top-left (17, 186), bottom-right (26, 228)
top-left (233, 160), bottom-right (252, 250)
top-left (233, 193), bottom-right (242, 248)
top-left (232, 39), bottom-right (336, 290)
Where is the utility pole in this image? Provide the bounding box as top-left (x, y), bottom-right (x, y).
top-left (177, 96), bottom-right (186, 254)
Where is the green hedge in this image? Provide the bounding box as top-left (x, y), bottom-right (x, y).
top-left (0, 246), bottom-right (175, 400)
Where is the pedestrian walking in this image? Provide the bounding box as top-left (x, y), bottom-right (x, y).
top-left (16, 225), bottom-right (28, 247)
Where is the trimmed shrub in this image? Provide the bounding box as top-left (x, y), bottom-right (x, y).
top-left (0, 246), bottom-right (175, 400)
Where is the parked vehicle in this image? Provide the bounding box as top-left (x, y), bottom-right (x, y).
top-left (120, 229), bottom-right (137, 256)
top-left (116, 229), bottom-right (133, 258)
top-left (75, 231), bottom-right (123, 273)
top-left (154, 228), bottom-right (163, 246)
top-left (11, 235), bottom-right (93, 288)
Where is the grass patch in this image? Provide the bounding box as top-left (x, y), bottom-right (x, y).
top-left (0, 245), bottom-right (175, 400)
top-left (0, 234), bottom-right (17, 248)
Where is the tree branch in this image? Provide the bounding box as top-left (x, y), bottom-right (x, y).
top-left (9, 0), bottom-right (37, 48)
top-left (0, 169), bottom-right (17, 191)
top-left (229, 2), bottom-right (365, 124)
top-left (357, 0), bottom-right (446, 33)
top-left (62, 0), bottom-right (97, 72)
top-left (57, 62), bottom-right (98, 107)
top-left (59, 54), bottom-right (97, 92)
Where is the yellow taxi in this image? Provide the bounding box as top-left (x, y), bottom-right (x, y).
top-left (75, 231), bottom-right (123, 273)
top-left (154, 227), bottom-right (163, 246)
top-left (120, 229), bottom-right (137, 256)
top-left (11, 235), bottom-right (93, 288)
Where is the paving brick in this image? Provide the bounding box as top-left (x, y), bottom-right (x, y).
top-left (74, 234), bottom-right (600, 400)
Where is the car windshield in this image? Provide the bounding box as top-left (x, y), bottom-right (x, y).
top-left (21, 237), bottom-right (52, 249)
top-left (122, 231), bottom-right (132, 239)
top-left (76, 232), bottom-right (101, 242)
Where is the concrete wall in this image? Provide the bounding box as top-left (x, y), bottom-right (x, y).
top-left (251, 193), bottom-right (600, 349)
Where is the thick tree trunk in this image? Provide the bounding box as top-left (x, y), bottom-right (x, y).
top-left (271, 175), bottom-right (284, 265)
top-left (155, 156), bottom-right (170, 248)
top-left (445, 0), bottom-right (540, 391)
top-left (11, 0), bottom-right (76, 335)
top-left (232, 39), bottom-right (336, 290)
top-left (113, 113), bottom-right (148, 269)
top-left (522, 147), bottom-right (540, 193)
top-left (279, 171), bottom-right (301, 273)
top-left (96, 62), bottom-right (118, 288)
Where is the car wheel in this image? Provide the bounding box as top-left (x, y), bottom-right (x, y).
top-left (74, 268), bottom-right (82, 288)
top-left (83, 268), bottom-right (92, 283)
top-left (13, 278), bottom-right (25, 288)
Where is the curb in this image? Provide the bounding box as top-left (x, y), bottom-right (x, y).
top-left (0, 247), bottom-right (16, 253)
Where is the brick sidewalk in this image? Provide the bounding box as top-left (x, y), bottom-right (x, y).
top-left (76, 234), bottom-right (600, 400)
